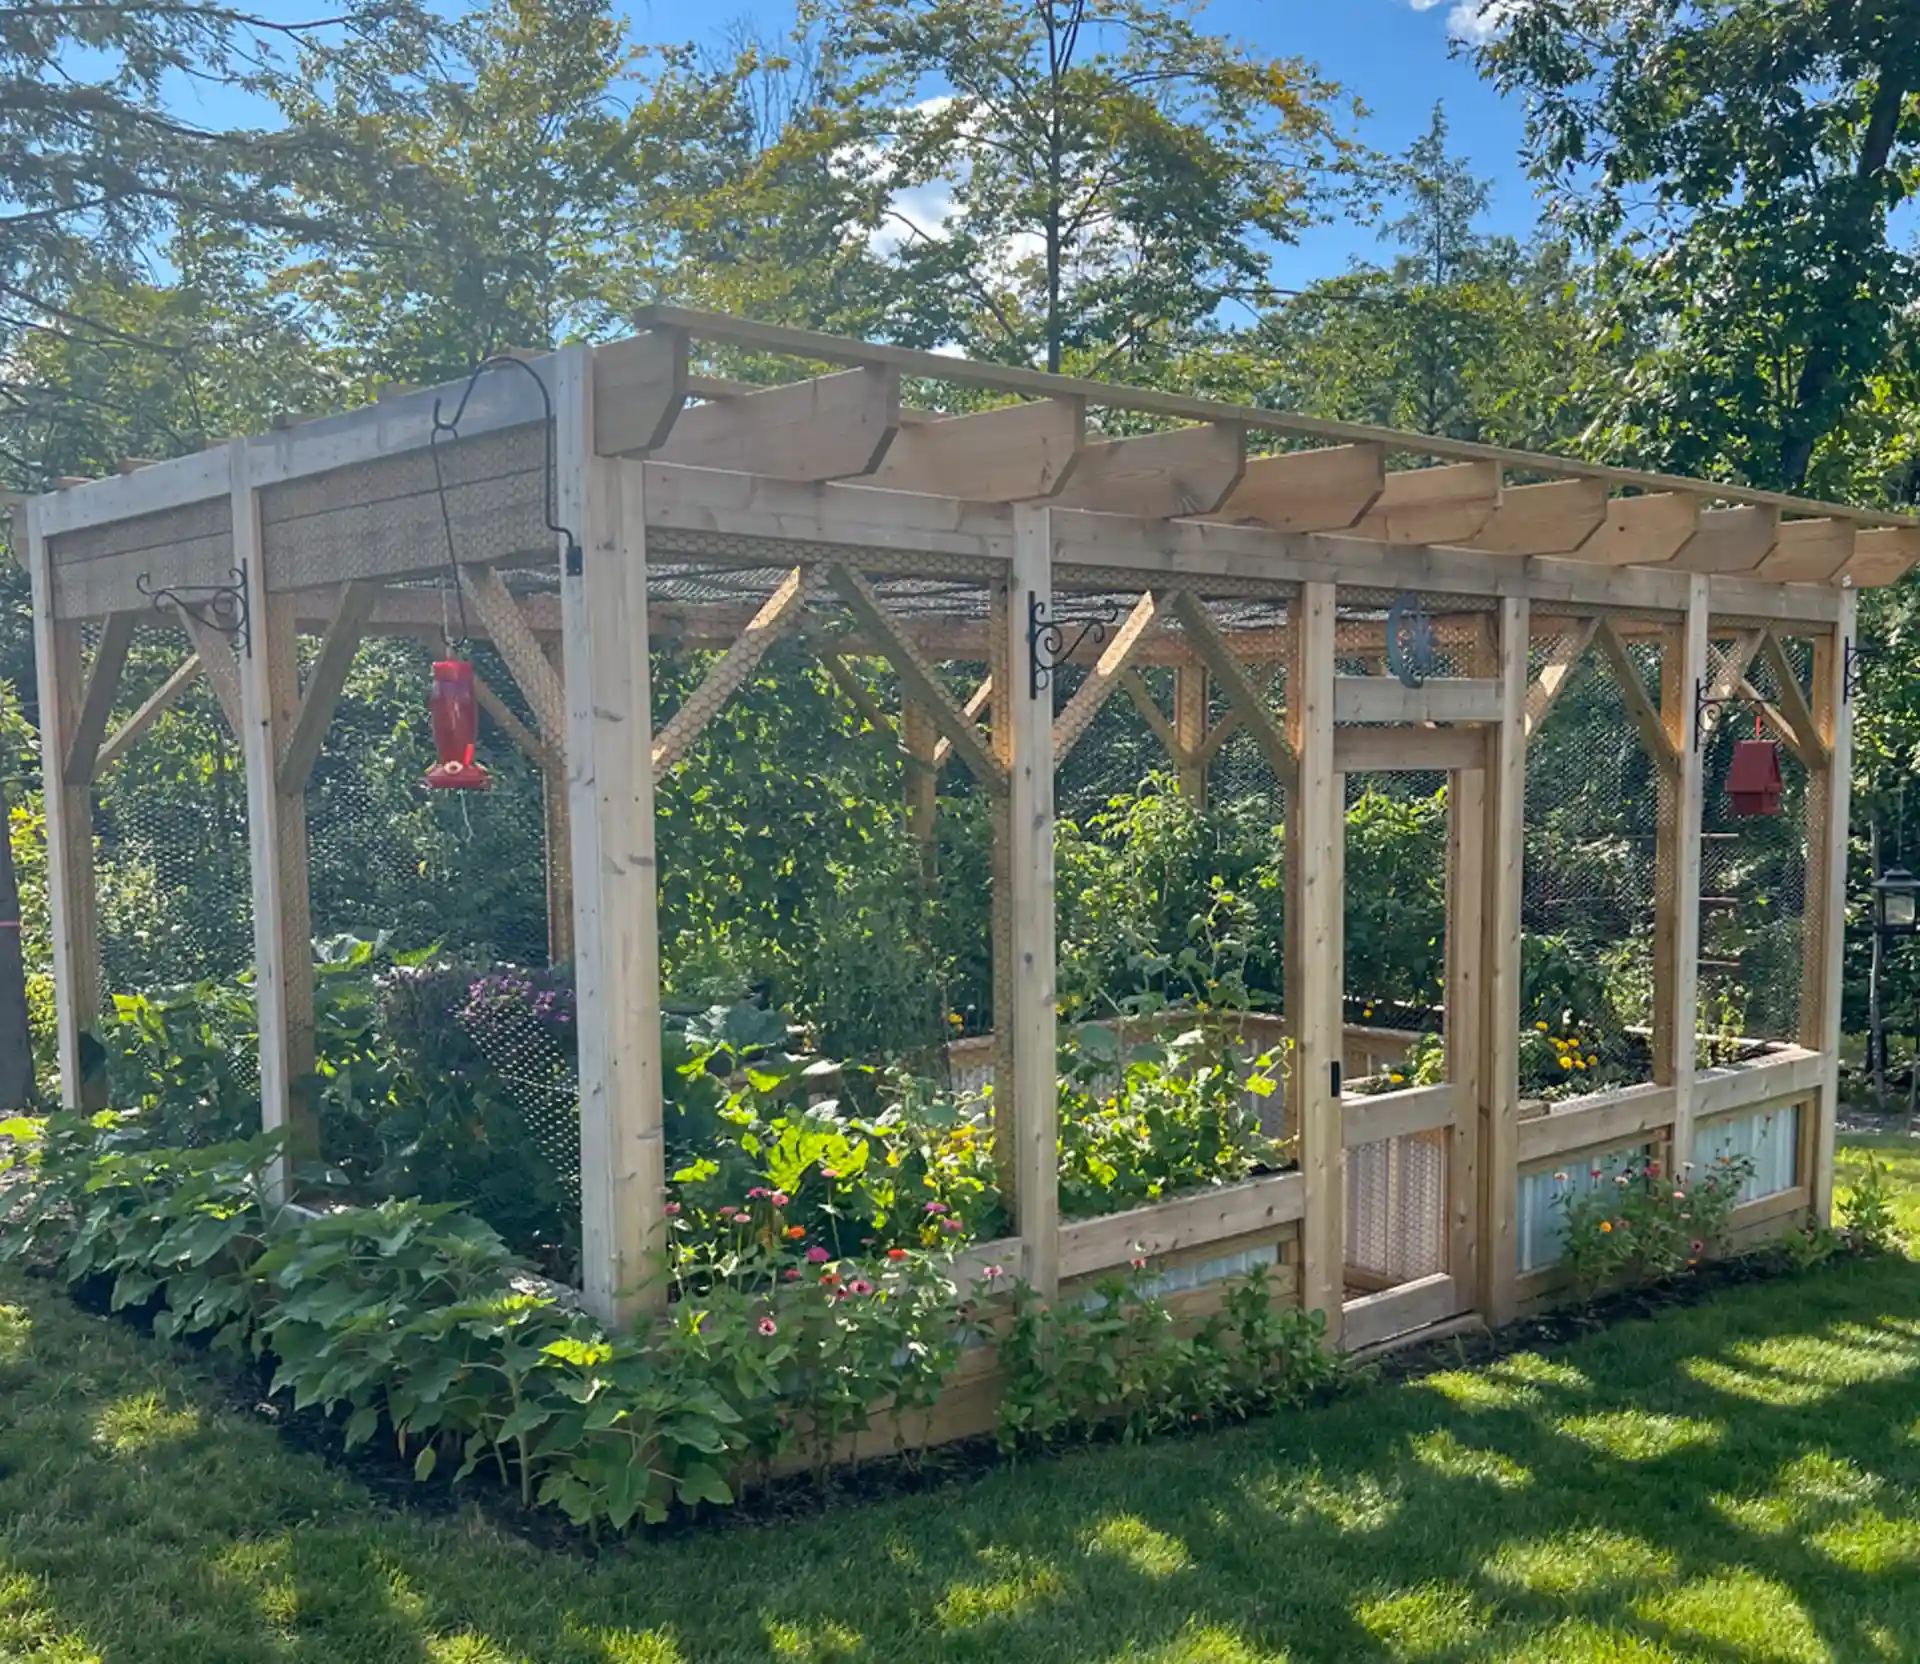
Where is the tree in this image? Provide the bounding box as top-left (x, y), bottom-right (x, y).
top-left (823, 0), bottom-right (1364, 372)
top-left (1475, 0), bottom-right (1920, 493)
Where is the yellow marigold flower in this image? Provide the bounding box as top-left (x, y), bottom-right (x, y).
top-left (1600, 1220), bottom-right (1613, 1234)
top-left (1559, 1056), bottom-right (1573, 1069)
top-left (1586, 1055), bottom-right (1598, 1068)
top-left (1389, 1073), bottom-right (1405, 1085)
top-left (1574, 1059), bottom-right (1586, 1070)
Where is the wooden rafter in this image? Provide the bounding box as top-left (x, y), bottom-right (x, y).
top-left (1050, 423), bottom-right (1246, 518)
top-left (825, 565), bottom-right (1007, 793)
top-left (1523, 615), bottom-right (1599, 740)
top-left (931, 676), bottom-right (994, 771)
top-left (458, 564), bottom-right (568, 745)
top-left (1162, 588), bottom-right (1296, 789)
top-left (1573, 492), bottom-right (1703, 567)
top-left (869, 398), bottom-right (1084, 500)
top-left (592, 328), bottom-right (688, 456)
top-left (1465, 479), bottom-right (1608, 557)
top-left (1671, 506), bottom-right (1780, 575)
top-left (652, 566), bottom-right (814, 776)
top-left (1593, 617), bottom-right (1678, 777)
top-left (656, 368), bottom-right (900, 481)
top-left (1211, 443), bottom-right (1385, 532)
top-left (1839, 527), bottom-right (1920, 588)
top-left (61, 613), bottom-right (136, 784)
top-left (1352, 461), bottom-right (1502, 546)
top-left (95, 652), bottom-right (201, 772)
top-left (276, 580), bottom-right (381, 795)
top-left (1755, 519), bottom-right (1855, 585)
top-left (1052, 592), bottom-right (1164, 759)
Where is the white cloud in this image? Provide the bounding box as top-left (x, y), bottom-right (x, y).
top-left (1409, 0), bottom-right (1515, 43)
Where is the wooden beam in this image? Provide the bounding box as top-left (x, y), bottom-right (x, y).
top-left (1335, 725), bottom-right (1486, 772)
top-left (826, 566), bottom-right (1006, 793)
top-left (1653, 579), bottom-right (1709, 1185)
top-left (60, 613), bottom-right (136, 785)
top-left (472, 670), bottom-right (556, 771)
top-left (1669, 506), bottom-right (1780, 575)
top-left (557, 346), bottom-right (669, 1327)
top-left (1754, 519), bottom-right (1855, 585)
top-left (1174, 660), bottom-right (1210, 800)
top-left (931, 676), bottom-right (994, 772)
top-left (902, 699), bottom-right (937, 854)
top-left (173, 605), bottom-right (245, 737)
top-left (591, 328), bottom-right (688, 456)
top-left (275, 581), bottom-right (381, 796)
top-left (655, 368), bottom-right (900, 480)
top-left (1053, 592), bottom-right (1164, 758)
top-left (1352, 462), bottom-right (1502, 546)
top-left (1523, 616), bottom-right (1598, 740)
top-left (815, 647), bottom-right (897, 739)
top-left (95, 653), bottom-right (203, 772)
top-left (651, 567), bottom-right (812, 776)
top-left (1049, 423), bottom-right (1246, 518)
top-left (1164, 589), bottom-right (1296, 790)
top-left (1593, 617), bottom-right (1679, 778)
top-left (1211, 443), bottom-right (1385, 532)
top-left (1445, 618), bottom-right (1491, 1320)
top-left (1836, 527), bottom-right (1920, 588)
top-left (1286, 581), bottom-right (1342, 1340)
top-left (869, 398), bottom-right (1084, 500)
top-left (1191, 661), bottom-right (1280, 768)
top-left (1464, 479), bottom-right (1608, 556)
top-left (1569, 492), bottom-right (1702, 567)
top-left (1802, 597), bottom-right (1854, 1222)
top-left (1119, 668), bottom-right (1193, 767)
top-left (1333, 677), bottom-right (1502, 725)
top-left (457, 565), bottom-right (569, 745)
top-left (1757, 631), bottom-right (1826, 769)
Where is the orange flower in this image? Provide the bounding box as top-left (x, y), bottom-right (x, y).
top-left (785, 1225), bottom-right (806, 1240)
top-left (1599, 1220), bottom-right (1614, 1234)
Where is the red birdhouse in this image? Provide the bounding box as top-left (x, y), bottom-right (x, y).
top-left (1727, 738), bottom-right (1782, 817)
top-left (424, 659), bottom-right (493, 791)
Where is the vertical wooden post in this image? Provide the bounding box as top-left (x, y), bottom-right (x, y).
top-left (1443, 624), bottom-right (1491, 1300)
top-left (556, 345), bottom-right (668, 1327)
top-left (1802, 590), bottom-right (1856, 1221)
top-left (541, 639), bottom-right (575, 965)
top-left (1476, 595), bottom-right (1528, 1326)
top-left (1174, 656), bottom-right (1208, 800)
top-left (233, 443), bottom-right (318, 1190)
top-left (1286, 581), bottom-right (1342, 1337)
top-left (903, 700), bottom-right (938, 874)
top-left (999, 507), bottom-right (1059, 1293)
top-left (23, 503), bottom-right (105, 1109)
top-left (1654, 576), bottom-right (1710, 1174)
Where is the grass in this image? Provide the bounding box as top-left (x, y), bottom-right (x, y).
top-left (1, 1146), bottom-right (1919, 1662)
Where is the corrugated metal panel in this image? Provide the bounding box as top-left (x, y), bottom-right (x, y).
top-left (1516, 1146), bottom-right (1649, 1274)
top-left (1691, 1102), bottom-right (1800, 1203)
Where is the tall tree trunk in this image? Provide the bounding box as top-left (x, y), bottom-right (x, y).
top-left (0, 778), bottom-right (32, 1108)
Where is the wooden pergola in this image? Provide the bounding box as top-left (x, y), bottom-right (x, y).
top-left (23, 308), bottom-right (1915, 1359)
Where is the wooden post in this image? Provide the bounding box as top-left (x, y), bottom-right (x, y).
top-left (1443, 625), bottom-right (1492, 1303)
top-left (1654, 576), bottom-right (1710, 1176)
top-left (1286, 581), bottom-right (1343, 1338)
top-left (23, 503), bottom-right (106, 1109)
top-left (233, 443), bottom-right (318, 1189)
top-left (1476, 595), bottom-right (1528, 1326)
top-left (1174, 656), bottom-right (1208, 801)
top-left (542, 641), bottom-right (575, 965)
top-left (1803, 590), bottom-right (1856, 1221)
top-left (556, 346), bottom-right (668, 1327)
top-left (1004, 505), bottom-right (1059, 1293)
top-left (903, 699), bottom-right (938, 871)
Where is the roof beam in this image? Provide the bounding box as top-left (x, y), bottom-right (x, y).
top-left (654, 368), bottom-right (900, 480)
top-left (1571, 492), bottom-right (1703, 567)
top-left (1463, 478), bottom-right (1608, 556)
top-left (1669, 506), bottom-right (1779, 575)
top-left (1210, 443), bottom-right (1385, 532)
top-left (1835, 527), bottom-right (1920, 589)
top-left (592, 329), bottom-right (688, 456)
top-left (1353, 462), bottom-right (1502, 546)
top-left (1754, 519), bottom-right (1856, 585)
top-left (1050, 423), bottom-right (1246, 518)
top-left (869, 398), bottom-right (1084, 500)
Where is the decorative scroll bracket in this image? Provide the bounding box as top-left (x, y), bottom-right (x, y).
top-left (1028, 593), bottom-right (1120, 700)
top-left (1845, 636), bottom-right (1878, 705)
top-left (1693, 676), bottom-right (1766, 750)
top-left (1385, 592), bottom-right (1436, 689)
top-left (138, 565), bottom-right (250, 657)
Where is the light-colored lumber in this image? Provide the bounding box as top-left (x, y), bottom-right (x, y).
top-left (275, 580), bottom-right (381, 795)
top-left (1052, 591), bottom-right (1163, 758)
top-left (1652, 578), bottom-right (1708, 1178)
top-left (1692, 1046), bottom-right (1825, 1122)
top-left (1566, 491), bottom-right (1702, 567)
top-left (1698, 629), bottom-right (1769, 742)
top-left (1836, 527), bottom-right (1920, 588)
top-left (1477, 595), bottom-right (1528, 1325)
top-left (902, 699), bottom-right (937, 854)
top-left (869, 398), bottom-right (1084, 500)
top-left (95, 652), bottom-right (203, 772)
top-left (1058, 1172), bottom-right (1305, 1281)
top-left (556, 345), bottom-right (669, 1327)
top-left (172, 605), bottom-right (245, 735)
top-left (1523, 616), bottom-right (1598, 739)
top-left (816, 647), bottom-right (897, 739)
top-left (1286, 580), bottom-right (1343, 1339)
top-left (60, 612), bottom-right (136, 784)
top-left (1005, 505), bottom-right (1060, 1294)
top-left (655, 368), bottom-right (900, 481)
top-left (1515, 1085), bottom-right (1679, 1167)
top-left (1732, 675), bottom-right (1818, 771)
top-left (1444, 654), bottom-right (1488, 1306)
top-left (1166, 589), bottom-right (1296, 790)
top-left (1669, 505), bottom-right (1779, 575)
top-left (1334, 725), bottom-right (1486, 772)
top-left (1463, 478), bottom-right (1608, 556)
top-left (1343, 1083), bottom-right (1457, 1149)
top-left (1754, 518), bottom-right (1855, 585)
top-left (651, 566), bottom-right (812, 776)
top-left (1212, 443), bottom-right (1385, 531)
top-left (1050, 423), bottom-right (1246, 518)
top-left (1341, 1274), bottom-right (1457, 1352)
top-left (931, 676), bottom-right (994, 772)
top-left (1332, 677), bottom-right (1502, 726)
top-left (33, 447), bottom-right (229, 537)
top-left (826, 566), bottom-right (1007, 794)
top-left (1173, 661), bottom-right (1209, 800)
top-left (1802, 596), bottom-right (1854, 1222)
top-left (457, 565), bottom-right (568, 745)
top-left (1593, 617), bottom-right (1679, 778)
top-left (1119, 668), bottom-right (1193, 770)
top-left (471, 670), bottom-right (556, 771)
top-left (591, 328), bottom-right (688, 456)
top-left (1757, 630), bottom-right (1826, 769)
top-left (1353, 462), bottom-right (1502, 546)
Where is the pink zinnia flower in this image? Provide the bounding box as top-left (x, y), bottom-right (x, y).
top-left (820, 1168), bottom-right (838, 1180)
top-left (1130, 1256), bottom-right (1147, 1270)
top-left (784, 1268), bottom-right (802, 1281)
top-left (925, 1201), bottom-right (947, 1214)
top-left (747, 1187), bottom-right (769, 1200)
top-left (848, 1278), bottom-right (874, 1296)
top-left (805, 1245), bottom-right (830, 1264)
top-left (771, 1192), bottom-right (790, 1207)
top-left (940, 1217), bottom-right (964, 1233)
top-left (984, 1265), bottom-right (1005, 1281)
top-left (758, 1316), bottom-right (777, 1336)
top-left (1647, 1159), bottom-right (1662, 1178)
top-left (663, 1202), bottom-right (681, 1217)
top-left (1674, 1190), bottom-right (1687, 1201)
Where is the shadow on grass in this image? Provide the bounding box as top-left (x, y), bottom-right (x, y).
top-left (5, 1250), bottom-right (1920, 1662)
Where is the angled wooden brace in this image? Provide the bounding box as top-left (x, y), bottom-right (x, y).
top-left (1697, 629), bottom-right (1768, 743)
top-left (825, 565), bottom-right (1006, 794)
top-left (1162, 588), bottom-right (1296, 791)
top-left (1053, 592), bottom-right (1165, 759)
top-left (95, 652), bottom-right (202, 773)
top-left (472, 670), bottom-right (558, 773)
top-left (1756, 631), bottom-right (1828, 770)
top-left (652, 566), bottom-right (816, 777)
top-left (931, 676), bottom-right (994, 771)
top-left (172, 604), bottom-right (245, 736)
top-left (1523, 616), bottom-right (1599, 741)
top-left (276, 581), bottom-right (382, 795)
top-left (61, 613), bottom-right (137, 784)
top-left (815, 645), bottom-right (898, 740)
top-left (1593, 617), bottom-right (1679, 778)
top-left (1118, 668), bottom-right (1194, 768)
top-left (1194, 663), bottom-right (1281, 765)
top-left (458, 565), bottom-right (569, 746)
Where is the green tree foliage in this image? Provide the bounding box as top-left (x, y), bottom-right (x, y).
top-left (1476, 0), bottom-right (1920, 493)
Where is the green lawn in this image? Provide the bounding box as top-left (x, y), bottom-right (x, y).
top-left (4, 1145), bottom-right (1920, 1663)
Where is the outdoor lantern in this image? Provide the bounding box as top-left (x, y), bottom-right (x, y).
top-left (424, 658), bottom-right (493, 791)
top-left (1876, 867), bottom-right (1920, 937)
top-left (1727, 738), bottom-right (1783, 817)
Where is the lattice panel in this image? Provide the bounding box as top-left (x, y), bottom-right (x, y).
top-left (1345, 1128), bottom-right (1447, 1285)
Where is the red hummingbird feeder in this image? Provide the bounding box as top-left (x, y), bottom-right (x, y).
top-left (425, 659), bottom-right (493, 791)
